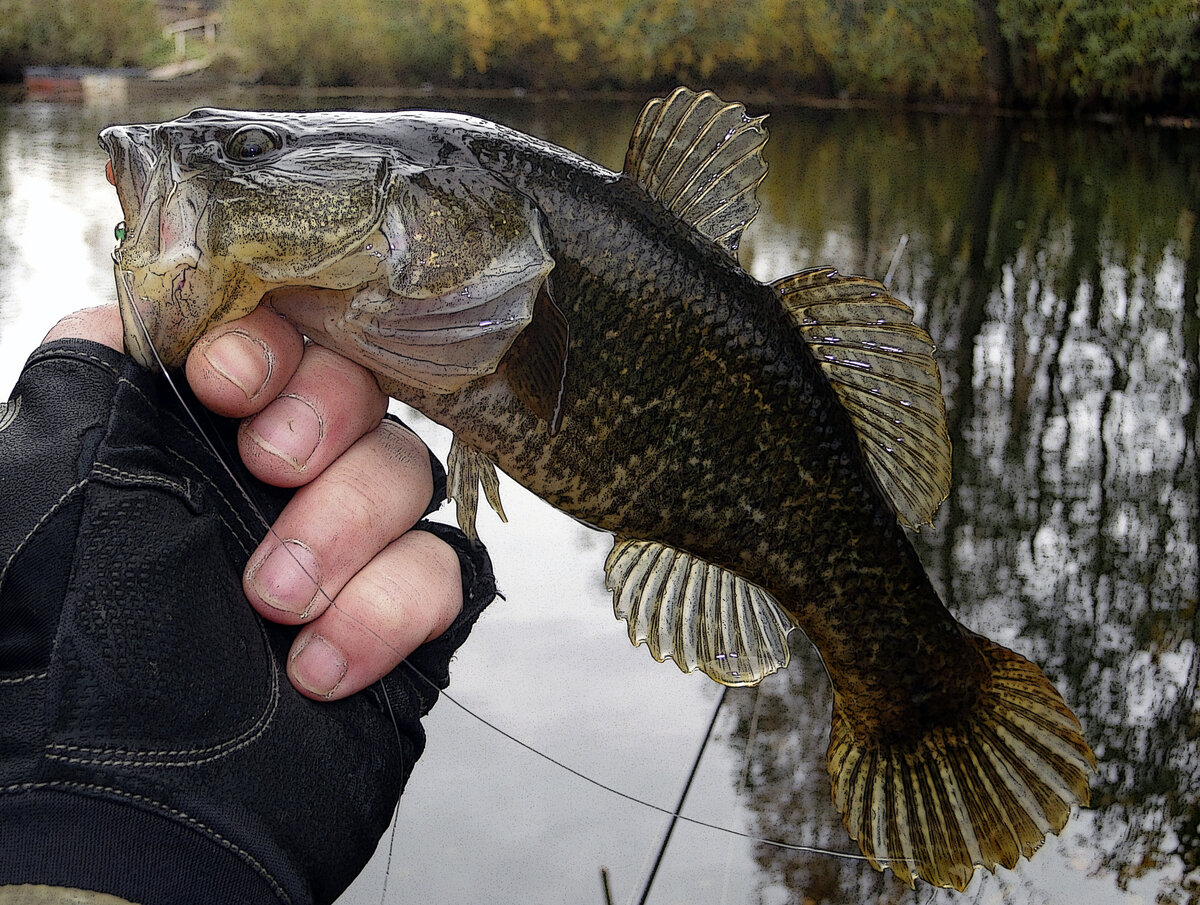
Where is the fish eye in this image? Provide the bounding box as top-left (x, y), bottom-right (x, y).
top-left (225, 126), bottom-right (282, 162)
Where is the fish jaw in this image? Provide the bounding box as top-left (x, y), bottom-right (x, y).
top-left (101, 123), bottom-right (163, 366)
top-left (99, 122), bottom-right (293, 368)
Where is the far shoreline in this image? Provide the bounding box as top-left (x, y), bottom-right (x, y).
top-left (7, 72), bottom-right (1197, 130)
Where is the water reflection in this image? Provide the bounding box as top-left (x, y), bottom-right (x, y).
top-left (0, 92), bottom-right (1194, 904)
top-left (730, 112), bottom-right (1200, 904)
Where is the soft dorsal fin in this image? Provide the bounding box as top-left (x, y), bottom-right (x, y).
top-left (774, 267), bottom-right (952, 529)
top-left (447, 436), bottom-right (507, 542)
top-left (623, 87), bottom-right (768, 257)
top-left (605, 538), bottom-right (794, 687)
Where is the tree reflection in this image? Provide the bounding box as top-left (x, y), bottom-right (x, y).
top-left (0, 91), bottom-right (1194, 903)
top-left (729, 112), bottom-right (1200, 903)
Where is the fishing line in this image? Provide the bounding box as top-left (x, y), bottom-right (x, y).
top-left (126, 300), bottom-right (419, 900)
top-left (400, 658), bottom-right (874, 864)
top-left (126, 301), bottom-right (880, 872)
top-left (885, 233), bottom-right (910, 286)
top-left (376, 680), bottom-right (404, 905)
top-left (632, 685), bottom-right (729, 905)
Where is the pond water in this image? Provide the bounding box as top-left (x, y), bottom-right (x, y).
top-left (0, 87), bottom-right (1196, 905)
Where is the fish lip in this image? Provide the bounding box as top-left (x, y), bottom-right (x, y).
top-left (101, 124), bottom-right (156, 370)
top-left (101, 123), bottom-right (217, 370)
top-left (98, 124), bottom-right (155, 228)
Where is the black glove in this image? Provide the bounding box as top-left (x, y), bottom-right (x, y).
top-left (0, 339), bottom-right (495, 905)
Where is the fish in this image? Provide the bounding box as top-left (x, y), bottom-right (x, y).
top-left (98, 88), bottom-right (1096, 890)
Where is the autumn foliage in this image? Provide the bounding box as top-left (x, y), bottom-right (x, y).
top-left (219, 0), bottom-right (1200, 110)
top-left (2, 0), bottom-right (1197, 110)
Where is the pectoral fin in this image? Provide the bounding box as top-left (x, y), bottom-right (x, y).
top-left (624, 87), bottom-right (768, 257)
top-left (605, 538), bottom-right (794, 686)
top-left (498, 280), bottom-right (570, 435)
top-left (774, 267), bottom-right (952, 529)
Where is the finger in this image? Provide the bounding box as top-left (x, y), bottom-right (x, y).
top-left (236, 342), bottom-right (390, 488)
top-left (42, 304), bottom-right (124, 350)
top-left (287, 530), bottom-right (463, 700)
top-left (185, 306), bottom-right (305, 419)
top-left (243, 418), bottom-right (434, 622)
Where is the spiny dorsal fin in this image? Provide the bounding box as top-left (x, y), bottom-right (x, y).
top-left (773, 267), bottom-right (951, 529)
top-left (446, 436), bottom-right (507, 542)
top-left (498, 279), bottom-right (570, 435)
top-left (623, 87), bottom-right (768, 257)
top-left (828, 632), bottom-right (1096, 889)
top-left (605, 538), bottom-right (794, 687)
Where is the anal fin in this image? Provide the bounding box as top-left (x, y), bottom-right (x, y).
top-left (605, 538), bottom-right (794, 686)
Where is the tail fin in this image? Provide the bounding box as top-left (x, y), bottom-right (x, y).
top-left (826, 633), bottom-right (1096, 890)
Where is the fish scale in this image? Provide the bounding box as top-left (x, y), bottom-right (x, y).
top-left (100, 87), bottom-right (1096, 890)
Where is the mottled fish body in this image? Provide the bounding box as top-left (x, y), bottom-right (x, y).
top-left (100, 90), bottom-right (1095, 890)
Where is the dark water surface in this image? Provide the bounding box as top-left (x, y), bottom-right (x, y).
top-left (0, 89), bottom-right (1195, 905)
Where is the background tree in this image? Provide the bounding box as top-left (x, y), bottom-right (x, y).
top-left (0, 0), bottom-right (161, 77)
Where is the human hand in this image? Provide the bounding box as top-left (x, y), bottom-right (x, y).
top-left (44, 304), bottom-right (464, 701)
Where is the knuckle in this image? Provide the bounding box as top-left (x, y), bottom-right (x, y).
top-left (331, 467), bottom-right (389, 536)
top-left (376, 420), bottom-right (431, 473)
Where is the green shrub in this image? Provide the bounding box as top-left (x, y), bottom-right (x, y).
top-left (2, 0), bottom-right (1196, 109)
top-left (997, 0), bottom-right (1200, 108)
top-left (0, 0), bottom-right (162, 72)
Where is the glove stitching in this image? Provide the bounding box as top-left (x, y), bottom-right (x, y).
top-left (42, 691), bottom-right (279, 766)
top-left (159, 446), bottom-right (263, 553)
top-left (35, 390), bottom-right (281, 765)
top-left (1, 781), bottom-right (292, 904)
top-left (16, 349), bottom-right (263, 552)
top-left (0, 480), bottom-right (89, 594)
top-left (0, 480), bottom-right (90, 685)
top-left (23, 348), bottom-right (123, 381)
top-left (91, 463), bottom-right (191, 498)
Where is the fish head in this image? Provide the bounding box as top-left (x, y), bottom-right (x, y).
top-left (99, 108), bottom-right (555, 394)
top-left (100, 109), bottom-right (404, 367)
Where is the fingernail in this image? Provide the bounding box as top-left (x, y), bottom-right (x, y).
top-left (202, 330), bottom-right (273, 400)
top-left (246, 394), bottom-right (323, 470)
top-left (291, 635), bottom-right (348, 698)
top-left (248, 538), bottom-right (321, 617)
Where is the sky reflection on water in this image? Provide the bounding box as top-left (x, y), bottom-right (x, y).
top-left (0, 90), bottom-right (1195, 905)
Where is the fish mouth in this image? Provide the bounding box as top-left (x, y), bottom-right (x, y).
top-left (99, 124), bottom-right (155, 233)
top-left (101, 124), bottom-right (216, 369)
top-left (101, 123), bottom-right (160, 367)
